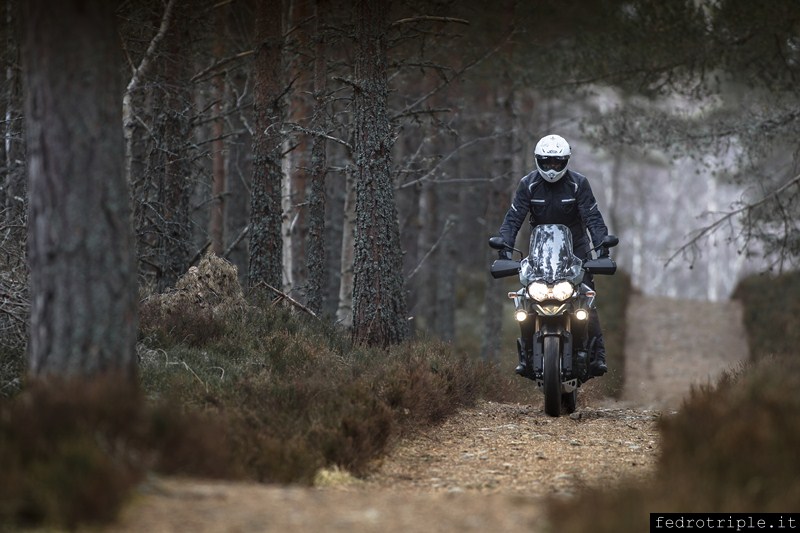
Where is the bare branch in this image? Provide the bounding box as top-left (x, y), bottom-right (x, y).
top-left (398, 132), bottom-right (508, 190)
top-left (250, 281), bottom-right (320, 320)
top-left (407, 217), bottom-right (455, 280)
top-left (390, 32), bottom-right (512, 119)
top-left (391, 16), bottom-right (470, 27)
top-left (332, 75), bottom-right (362, 92)
top-left (224, 224), bottom-right (250, 259)
top-left (284, 122), bottom-right (353, 152)
top-left (190, 49), bottom-right (256, 83)
top-left (124, 0), bottom-right (176, 97)
top-left (392, 107), bottom-right (452, 121)
top-left (123, 0), bottom-right (176, 184)
top-left (666, 173), bottom-right (800, 266)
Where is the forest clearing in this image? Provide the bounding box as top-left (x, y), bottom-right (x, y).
top-left (1, 2), bottom-right (798, 531)
top-left (107, 294), bottom-right (747, 533)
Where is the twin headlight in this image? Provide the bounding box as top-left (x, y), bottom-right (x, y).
top-left (526, 281), bottom-right (575, 302)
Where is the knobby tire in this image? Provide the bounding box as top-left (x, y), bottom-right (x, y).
top-left (543, 335), bottom-right (561, 417)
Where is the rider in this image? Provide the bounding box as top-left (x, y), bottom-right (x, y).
top-left (497, 134), bottom-right (611, 376)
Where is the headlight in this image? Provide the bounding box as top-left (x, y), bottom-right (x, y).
top-left (552, 281), bottom-right (575, 301)
top-left (527, 282), bottom-right (549, 301)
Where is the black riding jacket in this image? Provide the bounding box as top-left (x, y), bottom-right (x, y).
top-left (498, 169), bottom-right (608, 259)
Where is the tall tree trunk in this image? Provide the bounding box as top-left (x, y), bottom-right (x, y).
top-left (415, 179), bottom-right (436, 329)
top-left (224, 70), bottom-right (252, 279)
top-left (154, 1), bottom-right (193, 292)
top-left (285, 0), bottom-right (315, 292)
top-left (209, 3), bottom-right (228, 256)
top-left (351, 0), bottom-right (408, 346)
top-left (123, 0), bottom-right (175, 189)
top-left (434, 214), bottom-right (456, 341)
top-left (482, 5), bottom-right (518, 362)
top-left (336, 167), bottom-right (356, 326)
top-left (397, 136), bottom-right (421, 334)
top-left (306, 0), bottom-right (329, 314)
top-left (481, 87), bottom-right (514, 363)
top-left (3, 0), bottom-right (24, 226)
top-left (23, 0), bottom-right (137, 378)
top-left (249, 0), bottom-right (284, 289)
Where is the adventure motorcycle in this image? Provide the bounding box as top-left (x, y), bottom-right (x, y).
top-left (489, 224), bottom-right (618, 417)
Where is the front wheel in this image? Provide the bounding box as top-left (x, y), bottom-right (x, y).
top-left (543, 335), bottom-right (561, 417)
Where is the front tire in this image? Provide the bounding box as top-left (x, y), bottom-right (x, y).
top-left (543, 335), bottom-right (561, 417)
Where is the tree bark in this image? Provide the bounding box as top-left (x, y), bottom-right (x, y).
top-left (481, 87), bottom-right (514, 363)
top-left (155, 1), bottom-right (193, 292)
top-left (351, 0), bottom-right (408, 346)
top-left (3, 0), bottom-right (24, 226)
top-left (209, 2), bottom-right (228, 256)
top-left (248, 0), bottom-right (285, 289)
top-left (336, 166), bottom-right (356, 326)
top-left (23, 0), bottom-right (137, 378)
top-left (415, 179), bottom-right (436, 329)
top-left (284, 0), bottom-right (315, 292)
top-left (305, 0), bottom-right (329, 314)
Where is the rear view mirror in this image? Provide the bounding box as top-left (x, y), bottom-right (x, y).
top-left (602, 235), bottom-right (619, 248)
top-left (488, 236), bottom-right (507, 250)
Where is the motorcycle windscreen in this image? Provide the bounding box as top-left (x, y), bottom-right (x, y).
top-left (523, 224), bottom-right (582, 283)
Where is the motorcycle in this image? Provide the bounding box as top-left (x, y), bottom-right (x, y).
top-left (488, 224), bottom-right (619, 417)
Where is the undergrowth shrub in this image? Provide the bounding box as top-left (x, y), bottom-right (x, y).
top-left (732, 270), bottom-right (800, 359)
top-left (2, 254), bottom-right (529, 529)
top-left (549, 355), bottom-right (800, 532)
top-left (549, 271), bottom-right (800, 532)
top-left (0, 376), bottom-right (233, 530)
top-left (138, 302), bottom-right (527, 483)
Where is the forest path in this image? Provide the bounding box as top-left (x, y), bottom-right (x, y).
top-left (106, 295), bottom-right (749, 533)
top-left (622, 293), bottom-right (749, 410)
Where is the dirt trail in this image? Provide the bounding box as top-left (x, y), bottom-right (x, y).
top-left (108, 295), bottom-right (749, 533)
top-left (623, 294), bottom-right (749, 410)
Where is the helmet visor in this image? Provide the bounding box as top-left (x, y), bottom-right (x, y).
top-left (536, 156), bottom-right (568, 173)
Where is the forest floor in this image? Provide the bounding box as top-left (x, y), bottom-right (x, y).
top-left (107, 294), bottom-right (749, 533)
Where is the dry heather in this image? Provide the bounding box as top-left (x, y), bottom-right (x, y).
top-left (138, 252), bottom-right (246, 346)
top-left (111, 295), bottom-right (755, 533)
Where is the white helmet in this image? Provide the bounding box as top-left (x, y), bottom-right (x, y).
top-left (534, 134), bottom-right (571, 183)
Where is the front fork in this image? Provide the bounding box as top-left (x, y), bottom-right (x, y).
top-left (518, 315), bottom-right (591, 382)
